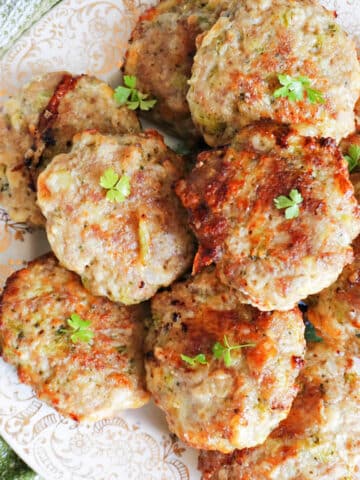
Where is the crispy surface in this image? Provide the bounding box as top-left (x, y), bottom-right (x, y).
top-left (0, 254), bottom-right (150, 421)
top-left (340, 127), bottom-right (360, 200)
top-left (37, 130), bottom-right (195, 304)
top-left (188, 0), bottom-right (360, 146)
top-left (199, 337), bottom-right (360, 479)
top-left (146, 269), bottom-right (305, 452)
top-left (0, 113), bottom-right (43, 225)
top-left (307, 234), bottom-right (360, 347)
top-left (0, 72), bottom-right (140, 225)
top-left (124, 0), bottom-right (228, 139)
top-left (176, 121), bottom-right (360, 311)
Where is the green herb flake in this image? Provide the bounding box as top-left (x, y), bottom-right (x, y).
top-left (67, 313), bottom-right (94, 344)
top-left (213, 335), bottom-right (256, 367)
top-left (274, 188), bottom-right (303, 219)
top-left (100, 168), bottom-right (131, 203)
top-left (114, 75), bottom-right (157, 111)
top-left (344, 144), bottom-right (360, 172)
top-left (181, 353), bottom-right (208, 366)
top-left (304, 321), bottom-right (323, 343)
top-left (273, 74), bottom-right (325, 104)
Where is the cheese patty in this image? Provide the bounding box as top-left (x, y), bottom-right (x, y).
top-left (199, 336), bottom-right (360, 479)
top-left (176, 121), bottom-right (360, 311)
top-left (307, 235), bottom-right (360, 348)
top-left (187, 0), bottom-right (360, 146)
top-left (0, 113), bottom-right (43, 225)
top-left (0, 72), bottom-right (140, 225)
top-left (124, 0), bottom-right (229, 140)
top-left (146, 268), bottom-right (305, 453)
top-left (37, 130), bottom-right (195, 304)
top-left (0, 254), bottom-right (150, 421)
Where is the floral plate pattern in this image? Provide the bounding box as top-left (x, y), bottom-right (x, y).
top-left (0, 0), bottom-right (359, 478)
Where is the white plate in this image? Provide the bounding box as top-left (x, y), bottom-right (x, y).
top-left (0, 0), bottom-right (359, 478)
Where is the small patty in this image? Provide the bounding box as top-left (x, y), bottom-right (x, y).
top-left (0, 72), bottom-right (140, 225)
top-left (37, 130), bottom-right (195, 305)
top-left (187, 0), bottom-right (360, 146)
top-left (146, 268), bottom-right (305, 453)
top-left (307, 234), bottom-right (360, 348)
top-left (124, 0), bottom-right (229, 140)
top-left (199, 336), bottom-right (360, 480)
top-left (176, 121), bottom-right (360, 311)
top-left (0, 113), bottom-right (43, 225)
top-left (0, 254), bottom-right (150, 421)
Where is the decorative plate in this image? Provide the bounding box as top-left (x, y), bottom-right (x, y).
top-left (0, 1), bottom-right (359, 478)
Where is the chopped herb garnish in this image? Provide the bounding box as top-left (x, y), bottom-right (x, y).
top-left (181, 353), bottom-right (207, 366)
top-left (304, 320), bottom-right (323, 343)
top-left (114, 75), bottom-right (157, 111)
top-left (67, 313), bottom-right (94, 344)
top-left (100, 168), bottom-right (131, 203)
top-left (274, 188), bottom-right (303, 219)
top-left (213, 335), bottom-right (255, 367)
top-left (273, 74), bottom-right (325, 104)
top-left (344, 144), bottom-right (360, 172)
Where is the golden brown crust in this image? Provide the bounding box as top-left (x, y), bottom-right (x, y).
top-left (198, 339), bottom-right (360, 479)
top-left (0, 253), bottom-right (150, 421)
top-left (37, 130), bottom-right (195, 304)
top-left (124, 0), bottom-right (229, 139)
top-left (0, 113), bottom-right (44, 225)
top-left (188, 0), bottom-right (360, 146)
top-left (0, 72), bottom-right (140, 225)
top-left (307, 233), bottom-right (360, 349)
top-left (27, 73), bottom-right (140, 184)
top-left (146, 268), bottom-right (305, 452)
top-left (177, 121), bottom-right (360, 311)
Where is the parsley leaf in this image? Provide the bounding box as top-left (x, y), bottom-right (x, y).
top-left (100, 168), bottom-right (119, 189)
top-left (100, 168), bottom-right (131, 203)
top-left (274, 188), bottom-right (303, 219)
top-left (344, 144), bottom-right (360, 172)
top-left (114, 75), bottom-right (157, 111)
top-left (124, 75), bottom-right (136, 89)
top-left (304, 320), bottom-right (323, 343)
top-left (67, 313), bottom-right (94, 344)
top-left (181, 353), bottom-right (207, 366)
top-left (273, 74), bottom-right (325, 104)
top-left (213, 336), bottom-right (255, 367)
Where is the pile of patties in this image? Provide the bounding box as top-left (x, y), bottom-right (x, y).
top-left (0, 0), bottom-right (360, 478)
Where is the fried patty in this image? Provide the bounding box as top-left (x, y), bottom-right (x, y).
top-left (0, 254), bottom-right (150, 421)
top-left (146, 268), bottom-right (305, 453)
top-left (0, 72), bottom-right (140, 225)
top-left (307, 234), bottom-right (360, 348)
top-left (176, 121), bottom-right (360, 311)
top-left (199, 336), bottom-right (360, 479)
top-left (124, 0), bottom-right (229, 140)
top-left (0, 113), bottom-right (43, 225)
top-left (37, 130), bottom-right (195, 305)
top-left (187, 0), bottom-right (360, 146)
